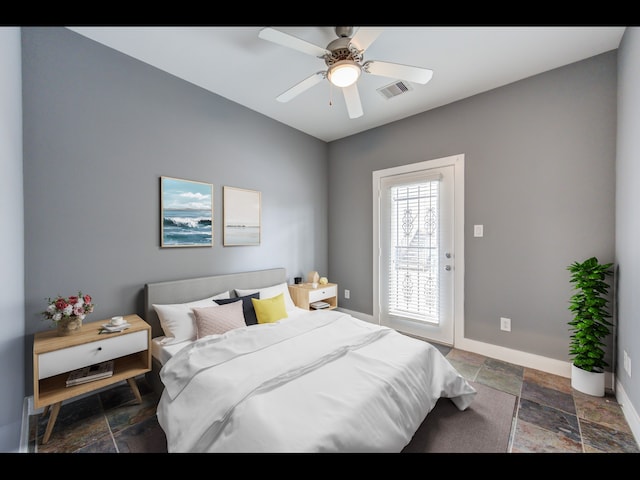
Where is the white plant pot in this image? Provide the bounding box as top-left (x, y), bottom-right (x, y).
top-left (571, 364), bottom-right (605, 397)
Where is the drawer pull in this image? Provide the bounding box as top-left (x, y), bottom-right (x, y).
top-left (97, 347), bottom-right (102, 351)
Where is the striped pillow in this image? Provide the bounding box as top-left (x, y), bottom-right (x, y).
top-left (192, 300), bottom-right (246, 338)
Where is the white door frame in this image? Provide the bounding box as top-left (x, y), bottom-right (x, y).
top-left (373, 154), bottom-right (465, 346)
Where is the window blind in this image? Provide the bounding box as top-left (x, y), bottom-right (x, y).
top-left (386, 176), bottom-right (441, 324)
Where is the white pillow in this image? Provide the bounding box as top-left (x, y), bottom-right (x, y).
top-left (153, 291), bottom-right (230, 345)
top-left (235, 282), bottom-right (296, 312)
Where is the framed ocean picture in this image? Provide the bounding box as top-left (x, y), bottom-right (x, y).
top-left (160, 176), bottom-right (213, 247)
top-left (223, 186), bottom-right (261, 246)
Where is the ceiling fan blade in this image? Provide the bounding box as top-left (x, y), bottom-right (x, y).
top-left (276, 72), bottom-right (326, 103)
top-left (364, 60), bottom-right (434, 84)
top-left (350, 27), bottom-right (384, 51)
top-left (259, 27), bottom-right (330, 58)
top-left (342, 84), bottom-right (363, 119)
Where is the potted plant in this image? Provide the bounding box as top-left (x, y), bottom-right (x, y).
top-left (567, 257), bottom-right (613, 396)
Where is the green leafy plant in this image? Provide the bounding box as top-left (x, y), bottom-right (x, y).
top-left (567, 257), bottom-right (613, 373)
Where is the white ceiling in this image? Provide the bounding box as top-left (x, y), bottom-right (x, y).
top-left (67, 26), bottom-right (625, 143)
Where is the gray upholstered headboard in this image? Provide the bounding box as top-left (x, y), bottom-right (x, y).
top-left (144, 268), bottom-right (287, 338)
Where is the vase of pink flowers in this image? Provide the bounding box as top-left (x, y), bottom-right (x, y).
top-left (42, 292), bottom-right (95, 336)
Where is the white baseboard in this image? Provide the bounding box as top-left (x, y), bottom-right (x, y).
top-left (338, 307), bottom-right (640, 448)
top-left (19, 396), bottom-right (32, 453)
top-left (341, 307), bottom-right (572, 374)
top-left (454, 335), bottom-right (573, 378)
top-left (615, 380), bottom-right (640, 449)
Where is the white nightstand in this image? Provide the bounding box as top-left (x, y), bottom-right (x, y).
top-left (33, 314), bottom-right (151, 444)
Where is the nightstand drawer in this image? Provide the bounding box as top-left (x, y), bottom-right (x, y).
top-left (308, 285), bottom-right (337, 304)
top-left (38, 330), bottom-right (148, 380)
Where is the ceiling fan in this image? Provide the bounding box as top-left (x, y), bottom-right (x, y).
top-left (258, 26), bottom-right (434, 119)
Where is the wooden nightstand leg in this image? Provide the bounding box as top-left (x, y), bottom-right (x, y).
top-left (42, 402), bottom-right (61, 444)
top-left (127, 377), bottom-right (143, 404)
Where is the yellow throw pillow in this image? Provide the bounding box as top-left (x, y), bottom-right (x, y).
top-left (252, 293), bottom-right (288, 324)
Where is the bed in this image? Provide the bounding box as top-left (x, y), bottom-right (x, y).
top-left (144, 268), bottom-right (476, 453)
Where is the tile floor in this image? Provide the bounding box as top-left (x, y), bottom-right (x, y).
top-left (27, 347), bottom-right (640, 453)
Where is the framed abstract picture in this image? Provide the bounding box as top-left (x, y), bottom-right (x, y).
top-left (160, 176), bottom-right (213, 247)
top-left (223, 186), bottom-right (261, 246)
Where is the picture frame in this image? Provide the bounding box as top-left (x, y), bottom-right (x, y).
top-left (223, 186), bottom-right (261, 246)
top-left (160, 176), bottom-right (213, 248)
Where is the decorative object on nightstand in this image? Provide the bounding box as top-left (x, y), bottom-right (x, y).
top-left (307, 271), bottom-right (319, 284)
top-left (319, 277), bottom-right (328, 285)
top-left (41, 292), bottom-right (95, 336)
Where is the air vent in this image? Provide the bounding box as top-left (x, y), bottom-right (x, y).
top-left (377, 81), bottom-right (413, 99)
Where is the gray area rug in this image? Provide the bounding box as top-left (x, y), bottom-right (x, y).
top-left (402, 382), bottom-right (517, 453)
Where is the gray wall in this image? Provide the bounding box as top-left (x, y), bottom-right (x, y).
top-left (21, 27), bottom-right (328, 394)
top-left (329, 51), bottom-right (617, 364)
top-left (616, 27), bottom-right (640, 425)
top-left (0, 27), bottom-right (25, 452)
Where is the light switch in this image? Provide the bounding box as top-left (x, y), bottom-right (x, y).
top-left (474, 225), bottom-right (484, 237)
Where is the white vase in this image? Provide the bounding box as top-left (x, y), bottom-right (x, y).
top-left (571, 363), bottom-right (605, 397)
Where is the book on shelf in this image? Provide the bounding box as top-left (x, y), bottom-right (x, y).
top-left (310, 301), bottom-right (331, 310)
top-left (66, 360), bottom-right (114, 387)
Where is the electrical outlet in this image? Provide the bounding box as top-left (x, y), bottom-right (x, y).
top-left (344, 289), bottom-right (350, 299)
top-left (500, 317), bottom-right (511, 332)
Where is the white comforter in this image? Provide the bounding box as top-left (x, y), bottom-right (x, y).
top-left (156, 310), bottom-right (476, 453)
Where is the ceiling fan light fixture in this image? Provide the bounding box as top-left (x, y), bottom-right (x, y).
top-left (327, 60), bottom-right (361, 88)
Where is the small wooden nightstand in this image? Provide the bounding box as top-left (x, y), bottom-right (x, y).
top-left (33, 314), bottom-right (151, 444)
top-left (288, 283), bottom-right (338, 311)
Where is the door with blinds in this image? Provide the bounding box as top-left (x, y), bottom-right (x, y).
top-left (373, 156), bottom-right (462, 346)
